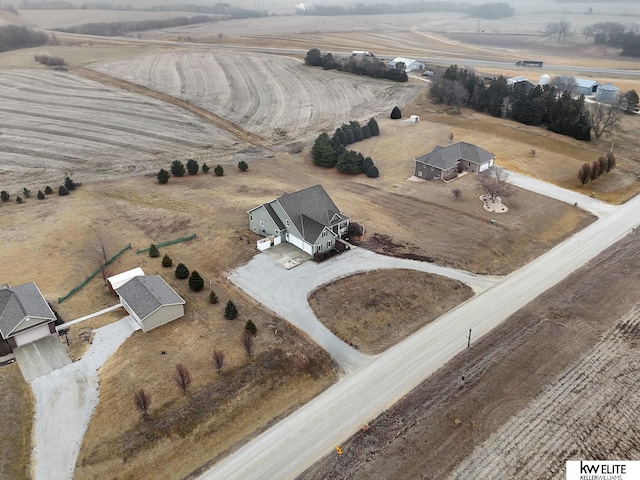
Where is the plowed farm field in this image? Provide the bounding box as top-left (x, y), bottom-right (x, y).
top-left (0, 69), bottom-right (240, 191)
top-left (91, 51), bottom-right (421, 141)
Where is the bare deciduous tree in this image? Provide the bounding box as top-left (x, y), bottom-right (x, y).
top-left (134, 388), bottom-right (152, 419)
top-left (606, 152), bottom-right (616, 172)
top-left (174, 364), bottom-right (192, 395)
top-left (578, 163), bottom-right (592, 186)
top-left (212, 350), bottom-right (225, 374)
top-left (590, 161), bottom-right (601, 181)
top-left (586, 102), bottom-right (623, 139)
top-left (597, 156), bottom-right (607, 176)
top-left (550, 75), bottom-right (577, 94)
top-left (241, 330), bottom-right (254, 358)
top-left (476, 168), bottom-right (515, 202)
top-left (452, 188), bottom-right (462, 200)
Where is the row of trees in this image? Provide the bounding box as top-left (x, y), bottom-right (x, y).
top-left (1, 177), bottom-right (78, 204)
top-left (581, 22), bottom-right (640, 58)
top-left (577, 153), bottom-right (616, 187)
top-left (157, 159), bottom-right (236, 183)
top-left (297, 1), bottom-right (513, 17)
top-left (55, 15), bottom-right (217, 36)
top-left (0, 25), bottom-right (47, 52)
top-left (305, 48), bottom-right (408, 82)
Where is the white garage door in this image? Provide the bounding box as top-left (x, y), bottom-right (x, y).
top-left (14, 323), bottom-right (51, 347)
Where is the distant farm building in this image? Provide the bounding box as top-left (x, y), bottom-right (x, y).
top-left (387, 57), bottom-right (425, 72)
top-left (115, 275), bottom-right (185, 332)
top-left (0, 282), bottom-right (56, 353)
top-left (507, 76), bottom-right (535, 91)
top-left (414, 142), bottom-right (495, 181)
top-left (538, 73), bottom-right (551, 86)
top-left (573, 78), bottom-right (600, 96)
top-left (595, 83), bottom-right (620, 103)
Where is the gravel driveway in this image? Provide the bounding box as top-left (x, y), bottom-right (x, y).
top-left (30, 317), bottom-right (135, 480)
top-left (230, 247), bottom-right (501, 373)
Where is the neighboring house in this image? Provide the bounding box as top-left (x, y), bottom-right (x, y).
top-left (387, 57), bottom-right (425, 72)
top-left (0, 282), bottom-right (56, 353)
top-left (414, 142), bottom-right (495, 181)
top-left (573, 78), bottom-right (600, 96)
top-left (507, 76), bottom-right (536, 91)
top-left (248, 184), bottom-right (350, 255)
top-left (115, 275), bottom-right (185, 332)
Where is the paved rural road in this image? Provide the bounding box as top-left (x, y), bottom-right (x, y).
top-left (202, 193), bottom-right (640, 479)
top-left (230, 248), bottom-right (501, 374)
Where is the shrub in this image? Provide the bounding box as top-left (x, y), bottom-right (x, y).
top-left (0, 191), bottom-right (9, 201)
top-left (175, 263), bottom-right (189, 279)
top-left (366, 165), bottom-right (380, 178)
top-left (189, 270), bottom-right (204, 291)
top-left (16, 196), bottom-right (22, 203)
top-left (170, 160), bottom-right (185, 177)
top-left (245, 319), bottom-right (257, 335)
top-left (209, 290), bottom-right (218, 304)
top-left (238, 160), bottom-right (249, 171)
top-left (37, 190), bottom-right (45, 200)
top-left (22, 188), bottom-right (31, 198)
top-left (361, 156), bottom-right (374, 173)
top-left (202, 163), bottom-right (210, 173)
top-left (390, 106), bottom-right (402, 119)
top-left (64, 177), bottom-right (77, 191)
top-left (214, 165), bottom-right (224, 176)
top-left (44, 186), bottom-right (53, 195)
top-left (58, 185), bottom-right (69, 196)
top-left (34, 54), bottom-right (66, 67)
top-left (161, 254), bottom-right (173, 267)
top-left (224, 300), bottom-right (238, 320)
top-left (186, 159), bottom-right (199, 175)
top-left (368, 118), bottom-right (380, 136)
top-left (148, 244), bottom-right (160, 258)
top-left (157, 168), bottom-right (170, 184)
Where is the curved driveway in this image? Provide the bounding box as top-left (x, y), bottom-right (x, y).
top-left (229, 247), bottom-right (501, 373)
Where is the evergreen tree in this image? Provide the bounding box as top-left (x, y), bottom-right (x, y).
top-left (202, 163), bottom-right (210, 173)
top-left (224, 300), bottom-right (238, 320)
top-left (346, 129), bottom-right (356, 144)
top-left (189, 270), bottom-right (204, 291)
top-left (335, 128), bottom-right (348, 146)
top-left (245, 319), bottom-right (257, 335)
top-left (148, 244), bottom-right (160, 258)
top-left (162, 254), bottom-right (173, 267)
top-left (171, 160), bottom-right (185, 177)
top-left (58, 185), bottom-right (69, 196)
top-left (367, 118), bottom-right (380, 136)
top-left (22, 187), bottom-right (31, 198)
top-left (64, 177), bottom-right (77, 191)
top-left (186, 159), bottom-right (199, 175)
top-left (305, 48), bottom-right (323, 66)
top-left (354, 126), bottom-right (364, 142)
top-left (367, 165), bottom-right (380, 178)
top-left (238, 160), bottom-right (249, 171)
top-left (175, 262), bottom-right (189, 279)
top-left (362, 156), bottom-right (374, 173)
top-left (390, 106), bottom-right (402, 119)
top-left (209, 290), bottom-right (218, 304)
top-left (336, 150), bottom-right (364, 174)
top-left (214, 165), bottom-right (224, 176)
top-left (0, 191), bottom-right (9, 201)
top-left (37, 190), bottom-right (45, 200)
top-left (311, 133), bottom-right (338, 168)
top-left (44, 186), bottom-right (53, 195)
top-left (157, 168), bottom-right (170, 184)
top-left (16, 196), bottom-right (22, 203)
top-left (362, 124), bottom-right (371, 139)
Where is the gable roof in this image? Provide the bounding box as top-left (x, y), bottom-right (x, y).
top-left (575, 78), bottom-right (599, 89)
top-left (0, 282), bottom-right (56, 339)
top-left (107, 267), bottom-right (145, 291)
top-left (388, 57), bottom-right (419, 66)
top-left (275, 185), bottom-right (348, 243)
top-left (115, 275), bottom-right (184, 321)
top-left (416, 142), bottom-right (495, 170)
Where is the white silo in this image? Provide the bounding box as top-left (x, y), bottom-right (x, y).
top-left (595, 83), bottom-right (619, 103)
top-left (539, 73), bottom-right (551, 86)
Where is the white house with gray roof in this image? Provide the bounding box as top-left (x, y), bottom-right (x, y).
top-left (115, 275), bottom-right (185, 332)
top-left (0, 282), bottom-right (56, 352)
top-left (414, 142), bottom-right (495, 181)
top-left (247, 185), bottom-right (350, 256)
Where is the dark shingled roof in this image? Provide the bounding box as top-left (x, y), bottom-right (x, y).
top-left (416, 142), bottom-right (495, 170)
top-left (275, 185), bottom-right (348, 242)
top-left (116, 275), bottom-right (185, 321)
top-left (0, 282), bottom-right (56, 339)
top-left (264, 202), bottom-right (286, 230)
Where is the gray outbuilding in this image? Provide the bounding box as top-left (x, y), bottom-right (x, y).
top-left (595, 83), bottom-right (620, 103)
top-left (115, 275), bottom-right (185, 332)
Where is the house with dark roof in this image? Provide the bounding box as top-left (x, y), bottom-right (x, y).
top-left (247, 185), bottom-right (350, 255)
top-left (414, 142), bottom-right (495, 181)
top-left (0, 282), bottom-right (56, 353)
top-left (115, 275), bottom-right (185, 332)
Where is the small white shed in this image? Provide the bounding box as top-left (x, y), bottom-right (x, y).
top-left (409, 115), bottom-right (420, 123)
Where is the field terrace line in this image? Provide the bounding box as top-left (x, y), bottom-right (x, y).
top-left (71, 66), bottom-right (270, 149)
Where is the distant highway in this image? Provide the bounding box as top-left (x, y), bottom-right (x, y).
top-left (48, 31), bottom-right (640, 78)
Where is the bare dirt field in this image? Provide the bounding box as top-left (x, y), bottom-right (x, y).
top-left (0, 363), bottom-right (33, 480)
top-left (309, 269), bottom-right (473, 355)
top-left (300, 232), bottom-right (640, 480)
top-left (90, 50), bottom-right (421, 142)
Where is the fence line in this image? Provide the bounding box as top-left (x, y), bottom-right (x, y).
top-left (136, 234), bottom-right (196, 254)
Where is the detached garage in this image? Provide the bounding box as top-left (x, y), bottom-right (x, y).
top-left (115, 275), bottom-right (185, 332)
top-left (0, 282), bottom-right (56, 353)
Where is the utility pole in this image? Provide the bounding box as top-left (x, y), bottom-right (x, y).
top-left (461, 328), bottom-right (472, 383)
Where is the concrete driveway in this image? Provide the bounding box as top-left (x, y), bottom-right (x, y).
top-left (14, 335), bottom-right (71, 381)
top-left (229, 247), bottom-right (501, 373)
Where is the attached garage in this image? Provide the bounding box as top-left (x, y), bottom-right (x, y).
top-left (14, 323), bottom-right (52, 347)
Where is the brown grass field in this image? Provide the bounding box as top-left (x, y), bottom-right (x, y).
top-left (1, 6), bottom-right (640, 478)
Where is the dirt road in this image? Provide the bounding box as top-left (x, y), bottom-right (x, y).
top-left (200, 191), bottom-right (640, 479)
